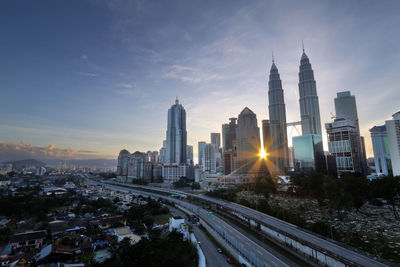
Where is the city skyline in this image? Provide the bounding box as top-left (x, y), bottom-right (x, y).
top-left (1, 1), bottom-right (400, 162)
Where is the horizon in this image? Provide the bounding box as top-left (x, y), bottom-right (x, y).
top-left (1, 0), bottom-right (400, 163)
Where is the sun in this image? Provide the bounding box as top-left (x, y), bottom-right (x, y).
top-left (259, 150), bottom-right (267, 159)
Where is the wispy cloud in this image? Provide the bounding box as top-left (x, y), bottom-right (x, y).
top-left (76, 71), bottom-right (97, 77)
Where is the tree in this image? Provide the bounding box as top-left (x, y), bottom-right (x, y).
top-left (254, 176), bottom-right (276, 198)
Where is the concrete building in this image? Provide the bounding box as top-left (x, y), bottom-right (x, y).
top-left (203, 143), bottom-right (217, 173)
top-left (222, 118), bottom-right (237, 152)
top-left (370, 125), bottom-right (392, 176)
top-left (268, 59), bottom-right (289, 174)
top-left (162, 164), bottom-right (188, 186)
top-left (147, 151), bottom-right (159, 163)
top-left (385, 111), bottom-right (400, 176)
top-left (127, 151), bottom-right (152, 182)
top-left (262, 120), bottom-right (271, 155)
top-left (298, 48), bottom-right (322, 135)
top-left (117, 149), bottom-right (130, 177)
top-left (198, 141), bottom-right (206, 167)
top-left (159, 140), bottom-right (167, 164)
top-left (325, 119), bottom-right (363, 175)
top-left (293, 134), bottom-right (325, 172)
top-left (166, 98), bottom-right (187, 165)
top-left (334, 91), bottom-right (367, 174)
top-left (236, 107), bottom-right (261, 174)
top-left (210, 133), bottom-right (221, 150)
top-left (186, 145), bottom-right (193, 165)
top-left (223, 150), bottom-right (236, 175)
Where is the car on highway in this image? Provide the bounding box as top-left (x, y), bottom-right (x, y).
top-left (226, 257), bottom-right (233, 264)
top-left (217, 248), bottom-right (222, 253)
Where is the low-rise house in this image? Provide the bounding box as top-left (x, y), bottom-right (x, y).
top-left (168, 217), bottom-right (189, 240)
top-left (113, 227), bottom-right (141, 244)
top-left (10, 230), bottom-right (47, 253)
top-left (90, 215), bottom-right (126, 229)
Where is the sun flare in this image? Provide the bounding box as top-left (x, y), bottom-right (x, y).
top-left (259, 150), bottom-right (267, 159)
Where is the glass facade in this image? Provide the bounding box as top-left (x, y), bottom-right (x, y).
top-left (293, 134), bottom-right (325, 172)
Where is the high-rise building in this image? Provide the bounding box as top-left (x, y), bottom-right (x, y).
top-left (370, 125), bottom-right (392, 176)
top-left (385, 111), bottom-right (400, 176)
top-left (325, 119), bottom-right (363, 175)
top-left (127, 151), bottom-right (152, 182)
top-left (335, 91), bottom-right (360, 131)
top-left (186, 145), bottom-right (193, 165)
top-left (203, 143), bottom-right (217, 173)
top-left (117, 149), bottom-right (130, 177)
top-left (334, 91), bottom-right (367, 174)
top-left (198, 141), bottom-right (206, 166)
top-left (159, 140), bottom-right (167, 164)
top-left (222, 118), bottom-right (237, 152)
top-left (268, 59), bottom-right (289, 174)
top-left (261, 120), bottom-right (271, 154)
top-left (236, 107), bottom-right (261, 174)
top-left (166, 98), bottom-right (187, 165)
top-left (333, 91), bottom-right (366, 175)
top-left (298, 49), bottom-right (322, 135)
top-left (292, 134), bottom-right (325, 172)
top-left (210, 133), bottom-right (221, 150)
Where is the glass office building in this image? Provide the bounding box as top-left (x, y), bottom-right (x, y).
top-left (293, 134), bottom-right (325, 173)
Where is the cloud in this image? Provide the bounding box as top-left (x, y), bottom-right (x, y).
top-left (81, 54), bottom-right (88, 60)
top-left (76, 71), bottom-right (97, 77)
top-left (0, 141), bottom-right (112, 161)
top-left (162, 64), bottom-right (224, 83)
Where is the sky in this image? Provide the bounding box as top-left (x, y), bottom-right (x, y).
top-left (1, 0), bottom-right (400, 162)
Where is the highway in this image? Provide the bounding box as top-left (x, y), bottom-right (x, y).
top-left (88, 180), bottom-right (295, 267)
top-left (169, 206), bottom-right (231, 267)
top-left (100, 181), bottom-right (389, 267)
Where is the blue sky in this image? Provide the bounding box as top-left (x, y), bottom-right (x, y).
top-left (1, 0), bottom-right (399, 161)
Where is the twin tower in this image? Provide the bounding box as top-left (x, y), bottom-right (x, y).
top-left (267, 48), bottom-right (322, 174)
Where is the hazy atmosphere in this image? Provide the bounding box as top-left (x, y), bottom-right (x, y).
top-left (1, 0), bottom-right (399, 161)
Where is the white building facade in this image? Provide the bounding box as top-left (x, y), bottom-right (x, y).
top-left (385, 111), bottom-right (400, 176)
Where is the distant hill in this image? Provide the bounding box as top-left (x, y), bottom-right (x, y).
top-left (44, 158), bottom-right (117, 169)
top-left (3, 159), bottom-right (46, 169)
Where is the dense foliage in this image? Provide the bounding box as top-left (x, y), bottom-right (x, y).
top-left (105, 230), bottom-right (198, 267)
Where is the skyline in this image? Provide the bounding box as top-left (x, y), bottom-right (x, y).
top-left (1, 0), bottom-right (400, 162)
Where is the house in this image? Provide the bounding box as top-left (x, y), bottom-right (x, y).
top-left (169, 216), bottom-right (189, 240)
top-left (10, 230), bottom-right (47, 253)
top-left (90, 215), bottom-right (126, 229)
top-left (113, 227), bottom-right (141, 244)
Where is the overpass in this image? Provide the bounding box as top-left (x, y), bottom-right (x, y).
top-left (99, 181), bottom-right (389, 267)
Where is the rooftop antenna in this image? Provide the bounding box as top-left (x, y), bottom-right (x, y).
top-left (302, 40), bottom-right (305, 52)
top-left (175, 96), bottom-right (179, 104)
top-left (272, 51), bottom-right (275, 63)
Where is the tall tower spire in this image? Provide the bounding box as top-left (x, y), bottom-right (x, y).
top-left (268, 57), bottom-right (289, 174)
top-left (302, 40), bottom-right (305, 52)
top-left (298, 49), bottom-right (322, 135)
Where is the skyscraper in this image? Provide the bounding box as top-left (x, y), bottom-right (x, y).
top-left (334, 91), bottom-right (366, 175)
top-left (222, 118), bottom-right (237, 152)
top-left (210, 133), bottom-right (221, 150)
top-left (261, 120), bottom-right (271, 153)
top-left (203, 143), bottom-right (217, 173)
top-left (335, 91), bottom-right (359, 131)
top-left (268, 59), bottom-right (289, 174)
top-left (186, 145), bottom-right (193, 165)
top-left (198, 141), bottom-right (206, 166)
top-left (236, 107), bottom-right (261, 174)
top-left (166, 98), bottom-right (187, 165)
top-left (117, 149), bottom-right (130, 177)
top-left (298, 48), bottom-right (322, 135)
top-left (385, 111), bottom-right (400, 176)
top-left (370, 125), bottom-right (392, 176)
top-left (325, 119), bottom-right (363, 175)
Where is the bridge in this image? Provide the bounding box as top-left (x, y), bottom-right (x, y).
top-left (95, 180), bottom-right (389, 267)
